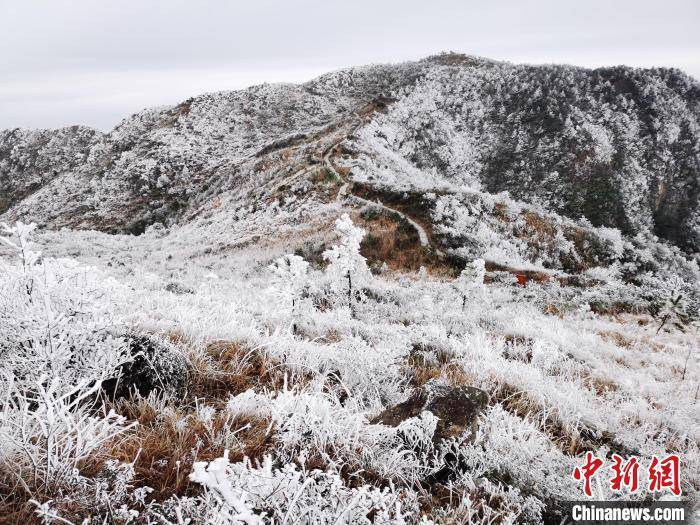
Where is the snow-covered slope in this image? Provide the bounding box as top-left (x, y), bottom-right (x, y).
top-left (0, 125), bottom-right (102, 214)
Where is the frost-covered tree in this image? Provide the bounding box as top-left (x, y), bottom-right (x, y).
top-left (454, 258), bottom-right (486, 309)
top-left (653, 291), bottom-right (692, 334)
top-left (268, 253), bottom-right (310, 334)
top-left (323, 214), bottom-right (370, 313)
top-left (0, 221), bottom-right (40, 270)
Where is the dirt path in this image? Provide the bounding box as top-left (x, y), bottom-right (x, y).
top-left (323, 137), bottom-right (431, 249)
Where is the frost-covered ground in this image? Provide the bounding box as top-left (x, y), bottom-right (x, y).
top-left (1, 53), bottom-right (700, 524)
top-left (0, 210), bottom-right (698, 524)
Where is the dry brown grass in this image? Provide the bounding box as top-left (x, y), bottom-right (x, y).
top-left (358, 211), bottom-right (427, 272)
top-left (580, 371), bottom-right (619, 396)
top-left (419, 480), bottom-right (533, 524)
top-left (441, 363), bottom-right (474, 387)
top-left (491, 383), bottom-right (586, 455)
top-left (312, 329), bottom-right (344, 344)
top-left (101, 400), bottom-right (274, 501)
top-left (405, 350), bottom-right (475, 388)
top-left (354, 209), bottom-right (459, 276)
top-left (598, 330), bottom-right (634, 348)
top-left (500, 334), bottom-right (534, 364)
top-left (187, 340), bottom-right (288, 405)
top-left (356, 96), bottom-right (396, 117)
top-left (522, 211), bottom-right (558, 238)
top-left (0, 488), bottom-right (39, 525)
top-left (77, 340), bottom-right (287, 505)
top-left (309, 165), bottom-right (340, 186)
top-left (493, 379), bottom-right (632, 459)
top-left (589, 301), bottom-right (643, 316)
top-left (350, 183), bottom-right (437, 237)
top-left (0, 427), bottom-right (137, 524)
top-left (543, 304), bottom-right (563, 317)
top-left (492, 202), bottom-right (511, 221)
top-left (0, 339), bottom-right (298, 521)
top-left (410, 363), bottom-right (443, 387)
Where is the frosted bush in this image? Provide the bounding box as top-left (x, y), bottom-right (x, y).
top-left (0, 222), bottom-right (133, 511)
top-left (267, 253), bottom-right (311, 333)
top-left (584, 263), bottom-right (621, 283)
top-left (455, 258), bottom-right (486, 307)
top-left (0, 376), bottom-right (131, 491)
top-left (449, 405), bottom-right (578, 501)
top-left (0, 222), bottom-right (130, 396)
top-left (190, 452), bottom-right (418, 524)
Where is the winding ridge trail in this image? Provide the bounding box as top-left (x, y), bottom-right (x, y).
top-left (324, 140), bottom-right (431, 248)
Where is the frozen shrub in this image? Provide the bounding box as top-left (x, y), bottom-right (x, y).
top-left (189, 452), bottom-right (418, 524)
top-left (268, 253), bottom-right (310, 333)
top-left (323, 214), bottom-right (371, 311)
top-left (443, 405), bottom-right (579, 502)
top-left (0, 222), bottom-right (130, 396)
top-left (0, 376), bottom-right (131, 494)
top-left (0, 222), bottom-right (133, 515)
top-left (647, 278), bottom-right (695, 333)
top-left (454, 258), bottom-right (486, 309)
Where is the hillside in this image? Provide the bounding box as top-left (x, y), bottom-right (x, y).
top-left (2, 54), bottom-right (700, 251)
top-left (0, 54), bottom-right (698, 524)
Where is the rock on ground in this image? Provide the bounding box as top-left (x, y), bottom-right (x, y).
top-left (102, 334), bottom-right (188, 399)
top-left (372, 379), bottom-right (489, 444)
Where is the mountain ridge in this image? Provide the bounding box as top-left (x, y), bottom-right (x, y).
top-left (1, 53), bottom-right (699, 255)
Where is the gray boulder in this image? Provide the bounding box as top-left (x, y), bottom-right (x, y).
top-left (102, 334), bottom-right (188, 399)
top-left (372, 380), bottom-right (489, 444)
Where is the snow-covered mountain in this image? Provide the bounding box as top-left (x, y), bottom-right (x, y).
top-left (1, 54), bottom-right (699, 524)
top-left (2, 53), bottom-right (699, 250)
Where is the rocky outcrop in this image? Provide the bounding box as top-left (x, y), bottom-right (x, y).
top-left (372, 380), bottom-right (489, 444)
top-left (102, 334), bottom-right (188, 399)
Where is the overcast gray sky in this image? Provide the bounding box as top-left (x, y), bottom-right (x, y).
top-left (1, 0), bottom-right (699, 131)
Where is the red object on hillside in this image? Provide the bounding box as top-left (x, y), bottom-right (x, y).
top-left (517, 274), bottom-right (527, 287)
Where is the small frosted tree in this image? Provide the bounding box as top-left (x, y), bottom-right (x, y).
top-left (653, 291), bottom-right (692, 334)
top-left (646, 275), bottom-right (696, 335)
top-left (455, 258), bottom-right (486, 310)
top-left (323, 214), bottom-right (370, 313)
top-left (1, 221), bottom-right (40, 296)
top-left (268, 254), bottom-right (309, 334)
top-left (0, 221), bottom-right (41, 269)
